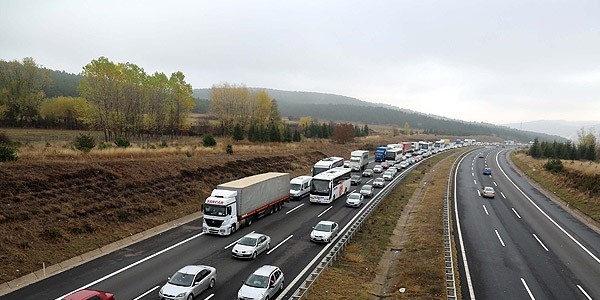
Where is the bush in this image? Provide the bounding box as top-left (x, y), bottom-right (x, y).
top-left (202, 134), bottom-right (217, 147)
top-left (74, 134), bottom-right (96, 152)
top-left (0, 132), bottom-right (11, 144)
top-left (544, 158), bottom-right (564, 173)
top-left (0, 143), bottom-right (19, 162)
top-left (115, 136), bottom-right (131, 148)
top-left (226, 144), bottom-right (233, 155)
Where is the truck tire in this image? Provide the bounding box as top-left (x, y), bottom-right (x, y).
top-left (247, 217), bottom-right (253, 226)
top-left (231, 224), bottom-right (236, 234)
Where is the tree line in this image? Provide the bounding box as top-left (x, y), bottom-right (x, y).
top-left (528, 128), bottom-right (598, 161)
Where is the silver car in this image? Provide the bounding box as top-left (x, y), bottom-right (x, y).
top-left (310, 220), bottom-right (339, 243)
top-left (232, 232), bottom-right (271, 259)
top-left (159, 265), bottom-right (216, 300)
top-left (238, 265), bottom-right (284, 300)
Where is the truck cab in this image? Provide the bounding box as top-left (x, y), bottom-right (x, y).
top-left (203, 190), bottom-right (239, 235)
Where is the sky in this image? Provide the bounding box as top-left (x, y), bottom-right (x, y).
top-left (1, 0), bottom-right (600, 125)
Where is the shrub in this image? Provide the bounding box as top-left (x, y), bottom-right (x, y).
top-left (544, 158), bottom-right (564, 173)
top-left (115, 136), bottom-right (130, 148)
top-left (74, 134), bottom-right (96, 152)
top-left (226, 144), bottom-right (233, 155)
top-left (202, 134), bottom-right (217, 147)
top-left (160, 140), bottom-right (168, 148)
top-left (0, 132), bottom-right (10, 144)
top-left (0, 143), bottom-right (19, 162)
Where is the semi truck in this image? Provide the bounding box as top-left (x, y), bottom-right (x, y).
top-left (349, 150), bottom-right (369, 171)
top-left (401, 142), bottom-right (412, 154)
top-left (202, 172), bottom-right (290, 236)
top-left (374, 146), bottom-right (388, 162)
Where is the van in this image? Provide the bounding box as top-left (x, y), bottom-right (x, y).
top-left (290, 176), bottom-right (312, 200)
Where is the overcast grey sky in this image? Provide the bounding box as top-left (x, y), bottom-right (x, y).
top-left (2, 0), bottom-right (599, 125)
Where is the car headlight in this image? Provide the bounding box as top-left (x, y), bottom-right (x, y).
top-left (177, 292), bottom-right (186, 297)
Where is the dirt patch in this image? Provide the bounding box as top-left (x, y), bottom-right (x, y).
top-left (0, 150), bottom-right (327, 284)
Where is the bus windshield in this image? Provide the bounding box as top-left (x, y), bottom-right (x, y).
top-left (310, 179), bottom-right (330, 196)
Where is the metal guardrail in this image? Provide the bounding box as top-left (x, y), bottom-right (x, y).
top-left (290, 161), bottom-right (419, 299)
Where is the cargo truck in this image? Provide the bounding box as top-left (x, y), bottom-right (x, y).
top-left (202, 172), bottom-right (290, 236)
top-left (349, 150), bottom-right (369, 171)
top-left (374, 146), bottom-right (387, 162)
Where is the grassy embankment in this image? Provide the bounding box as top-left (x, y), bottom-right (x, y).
top-left (306, 149), bottom-right (464, 300)
top-left (510, 151), bottom-right (600, 223)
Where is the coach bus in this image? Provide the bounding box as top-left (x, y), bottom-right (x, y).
top-left (309, 167), bottom-right (352, 204)
top-left (312, 156), bottom-right (345, 176)
top-left (385, 148), bottom-right (403, 164)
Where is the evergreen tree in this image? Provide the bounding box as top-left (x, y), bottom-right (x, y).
top-left (232, 123), bottom-right (244, 141)
top-left (293, 129), bottom-right (301, 142)
top-left (363, 124), bottom-right (369, 136)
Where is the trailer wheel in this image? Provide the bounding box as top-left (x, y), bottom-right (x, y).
top-left (247, 217), bottom-right (253, 226)
top-left (269, 206), bottom-right (274, 215)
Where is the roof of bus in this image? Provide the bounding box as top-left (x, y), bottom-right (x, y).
top-left (312, 167), bottom-right (350, 180)
top-left (314, 156), bottom-right (344, 166)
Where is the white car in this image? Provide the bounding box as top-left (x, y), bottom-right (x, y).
top-left (346, 192), bottom-right (364, 207)
top-left (310, 220), bottom-right (339, 243)
top-left (383, 171), bottom-right (394, 181)
top-left (238, 265), bottom-right (284, 300)
top-left (373, 177), bottom-right (385, 188)
top-left (232, 232), bottom-right (271, 259)
top-left (373, 165), bottom-right (383, 173)
top-left (159, 265), bottom-right (216, 300)
top-left (482, 186), bottom-right (496, 198)
top-left (388, 167), bottom-right (398, 176)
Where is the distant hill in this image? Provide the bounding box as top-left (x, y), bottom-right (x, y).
top-left (193, 88), bottom-right (565, 143)
top-left (503, 120), bottom-right (600, 141)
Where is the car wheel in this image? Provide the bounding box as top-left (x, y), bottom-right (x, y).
top-left (252, 251), bottom-right (257, 259)
top-left (280, 280), bottom-right (285, 291)
top-left (187, 294), bottom-right (193, 300)
top-left (209, 278), bottom-right (215, 289)
top-left (266, 243), bottom-right (270, 250)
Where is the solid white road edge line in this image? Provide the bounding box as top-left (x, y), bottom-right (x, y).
top-left (512, 208), bottom-right (522, 219)
top-left (224, 231), bottom-right (255, 249)
top-left (132, 285), bottom-right (159, 300)
top-left (317, 206), bottom-right (333, 218)
top-left (267, 235), bottom-right (293, 255)
top-left (495, 151), bottom-right (600, 265)
top-left (483, 205), bottom-right (489, 216)
top-left (55, 232), bottom-right (206, 300)
top-left (286, 203), bottom-right (304, 215)
top-left (454, 153), bottom-right (477, 299)
top-left (577, 284), bottom-right (592, 300)
top-left (532, 234), bottom-right (549, 251)
top-left (521, 278), bottom-right (536, 300)
top-left (495, 230), bottom-right (506, 247)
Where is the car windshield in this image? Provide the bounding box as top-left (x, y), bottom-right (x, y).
top-left (374, 165), bottom-right (381, 169)
top-left (290, 183), bottom-right (301, 191)
top-left (204, 204), bottom-right (226, 216)
top-left (245, 274), bottom-right (269, 288)
top-left (315, 223), bottom-right (332, 232)
top-left (237, 236), bottom-right (258, 246)
top-left (362, 186), bottom-right (372, 191)
top-left (484, 187), bottom-right (494, 192)
top-left (168, 271), bottom-right (194, 287)
top-left (352, 175), bottom-right (360, 179)
top-left (375, 179), bottom-right (384, 183)
top-left (348, 194), bottom-right (360, 200)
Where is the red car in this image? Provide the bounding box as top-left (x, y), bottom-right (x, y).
top-left (62, 289), bottom-right (115, 300)
top-left (380, 161), bottom-right (390, 169)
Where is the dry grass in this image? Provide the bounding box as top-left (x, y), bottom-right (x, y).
top-left (306, 150), bottom-right (463, 300)
top-left (510, 152), bottom-right (600, 222)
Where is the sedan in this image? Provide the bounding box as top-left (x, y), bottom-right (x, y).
top-left (159, 265), bottom-right (216, 300)
top-left (346, 192), bottom-right (364, 207)
top-left (350, 174), bottom-right (362, 185)
top-left (238, 265), bottom-right (284, 300)
top-left (62, 290), bottom-right (115, 300)
top-left (310, 220), bottom-right (339, 243)
top-left (362, 168), bottom-right (374, 177)
top-left (360, 184), bottom-right (374, 198)
top-left (482, 186), bottom-right (496, 198)
top-left (232, 232), bottom-right (271, 259)
top-left (388, 167), bottom-right (398, 176)
top-left (483, 167), bottom-right (492, 175)
top-left (383, 171), bottom-right (394, 181)
top-left (373, 177), bottom-right (385, 188)
top-left (373, 165), bottom-right (383, 173)
top-left (381, 161), bottom-right (391, 169)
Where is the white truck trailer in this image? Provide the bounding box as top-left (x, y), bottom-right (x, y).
top-left (202, 172), bottom-right (290, 236)
top-left (349, 150), bottom-right (369, 171)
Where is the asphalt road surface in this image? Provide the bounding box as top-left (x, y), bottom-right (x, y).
top-left (454, 147), bottom-right (600, 300)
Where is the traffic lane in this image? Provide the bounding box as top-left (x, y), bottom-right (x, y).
top-left (2, 218), bottom-right (206, 300)
top-left (493, 150), bottom-right (600, 297)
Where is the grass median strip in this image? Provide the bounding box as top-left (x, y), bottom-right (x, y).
top-left (306, 151), bottom-right (462, 300)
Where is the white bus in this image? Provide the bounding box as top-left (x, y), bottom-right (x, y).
top-left (385, 148), bottom-right (403, 164)
top-left (312, 156), bottom-right (345, 176)
top-left (310, 167), bottom-right (352, 204)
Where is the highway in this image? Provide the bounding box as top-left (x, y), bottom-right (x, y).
top-left (454, 147), bottom-right (600, 300)
top-left (3, 157), bottom-right (418, 300)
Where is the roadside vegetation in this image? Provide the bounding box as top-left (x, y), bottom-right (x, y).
top-left (510, 151), bottom-right (600, 223)
top-left (306, 149), bottom-right (463, 300)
